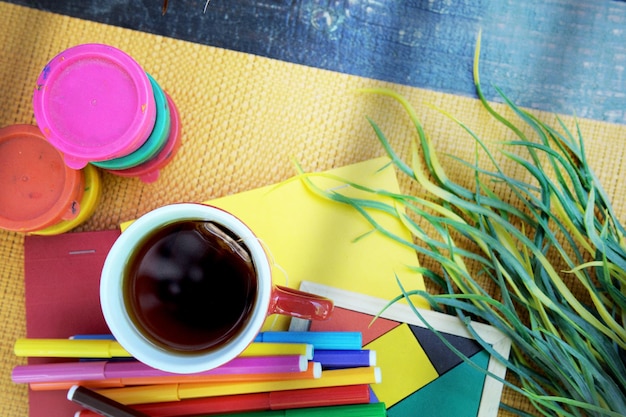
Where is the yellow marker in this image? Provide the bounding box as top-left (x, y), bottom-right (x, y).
top-left (14, 339), bottom-right (129, 358)
top-left (100, 383), bottom-right (181, 405)
top-left (98, 367), bottom-right (382, 405)
top-left (243, 342), bottom-right (313, 359)
top-left (14, 338), bottom-right (312, 360)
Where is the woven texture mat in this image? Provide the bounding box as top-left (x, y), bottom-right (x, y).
top-left (2, 2), bottom-right (626, 416)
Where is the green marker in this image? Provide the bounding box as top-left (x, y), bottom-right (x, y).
top-left (197, 403), bottom-right (387, 417)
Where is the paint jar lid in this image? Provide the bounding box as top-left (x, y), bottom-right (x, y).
top-left (33, 164), bottom-right (102, 236)
top-left (107, 93), bottom-right (181, 183)
top-left (0, 124), bottom-right (84, 232)
top-left (32, 43), bottom-right (156, 169)
top-left (92, 74), bottom-right (171, 170)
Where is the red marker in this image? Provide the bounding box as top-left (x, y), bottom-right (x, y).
top-left (75, 385), bottom-right (371, 417)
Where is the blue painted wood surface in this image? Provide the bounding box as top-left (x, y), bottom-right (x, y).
top-left (6, 0), bottom-right (626, 123)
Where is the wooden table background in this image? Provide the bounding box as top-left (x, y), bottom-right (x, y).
top-left (7, 0), bottom-right (626, 124)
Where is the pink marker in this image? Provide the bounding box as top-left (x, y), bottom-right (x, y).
top-left (12, 355), bottom-right (308, 384)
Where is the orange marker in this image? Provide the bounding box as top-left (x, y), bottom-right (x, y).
top-left (97, 367), bottom-right (381, 405)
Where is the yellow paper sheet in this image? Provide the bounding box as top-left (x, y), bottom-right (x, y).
top-left (122, 157), bottom-right (426, 329)
top-left (208, 157), bottom-right (426, 329)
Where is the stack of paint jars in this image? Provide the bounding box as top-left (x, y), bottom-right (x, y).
top-left (0, 124), bottom-right (101, 234)
top-left (32, 43), bottom-right (181, 183)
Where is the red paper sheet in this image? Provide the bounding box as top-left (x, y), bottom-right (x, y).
top-left (23, 230), bottom-right (121, 417)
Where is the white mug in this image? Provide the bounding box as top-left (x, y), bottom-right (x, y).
top-left (100, 203), bottom-right (333, 373)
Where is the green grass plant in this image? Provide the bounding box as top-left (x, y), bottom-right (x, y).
top-left (296, 34), bottom-right (626, 416)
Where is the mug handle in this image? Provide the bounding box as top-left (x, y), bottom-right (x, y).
top-left (269, 285), bottom-right (334, 320)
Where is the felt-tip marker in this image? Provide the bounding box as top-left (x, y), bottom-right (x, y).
top-left (14, 339), bottom-right (313, 360)
top-left (313, 349), bottom-right (376, 368)
top-left (74, 385), bottom-right (371, 417)
top-left (255, 332), bottom-right (362, 350)
top-left (13, 355), bottom-right (308, 384)
top-left (195, 402), bottom-right (388, 417)
top-left (14, 339), bottom-right (129, 358)
top-left (28, 362), bottom-right (321, 391)
top-left (97, 366), bottom-right (381, 405)
top-left (68, 385), bottom-right (150, 417)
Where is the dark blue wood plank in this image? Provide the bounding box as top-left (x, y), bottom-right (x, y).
top-left (6, 0), bottom-right (626, 124)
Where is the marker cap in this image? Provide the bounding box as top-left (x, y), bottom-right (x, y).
top-left (92, 74), bottom-right (171, 170)
top-left (257, 331), bottom-right (362, 350)
top-left (107, 92), bottom-right (181, 183)
top-left (12, 361), bottom-right (107, 383)
top-left (33, 43), bottom-right (156, 169)
top-left (68, 385), bottom-right (151, 417)
top-left (0, 124), bottom-right (84, 232)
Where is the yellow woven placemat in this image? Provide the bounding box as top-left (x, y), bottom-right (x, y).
top-left (2, 2), bottom-right (626, 416)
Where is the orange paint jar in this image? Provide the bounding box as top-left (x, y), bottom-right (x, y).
top-left (0, 124), bottom-right (85, 233)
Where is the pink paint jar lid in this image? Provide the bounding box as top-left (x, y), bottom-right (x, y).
top-left (107, 93), bottom-right (181, 183)
top-left (0, 124), bottom-right (84, 233)
top-left (91, 73), bottom-right (170, 171)
top-left (33, 43), bottom-right (156, 169)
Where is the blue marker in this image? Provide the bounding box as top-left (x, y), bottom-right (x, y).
top-left (313, 349), bottom-right (376, 369)
top-left (255, 332), bottom-right (362, 350)
top-left (70, 335), bottom-right (116, 340)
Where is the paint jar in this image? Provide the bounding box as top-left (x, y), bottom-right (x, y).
top-left (33, 43), bottom-right (157, 169)
top-left (91, 74), bottom-right (171, 171)
top-left (0, 124), bottom-right (89, 234)
top-left (32, 164), bottom-right (102, 236)
top-left (105, 93), bottom-right (182, 183)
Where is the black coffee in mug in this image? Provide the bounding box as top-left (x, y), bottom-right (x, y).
top-left (124, 220), bottom-right (258, 352)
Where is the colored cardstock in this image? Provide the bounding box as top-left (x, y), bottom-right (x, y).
top-left (290, 281), bottom-right (512, 417)
top-left (23, 157), bottom-right (426, 417)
